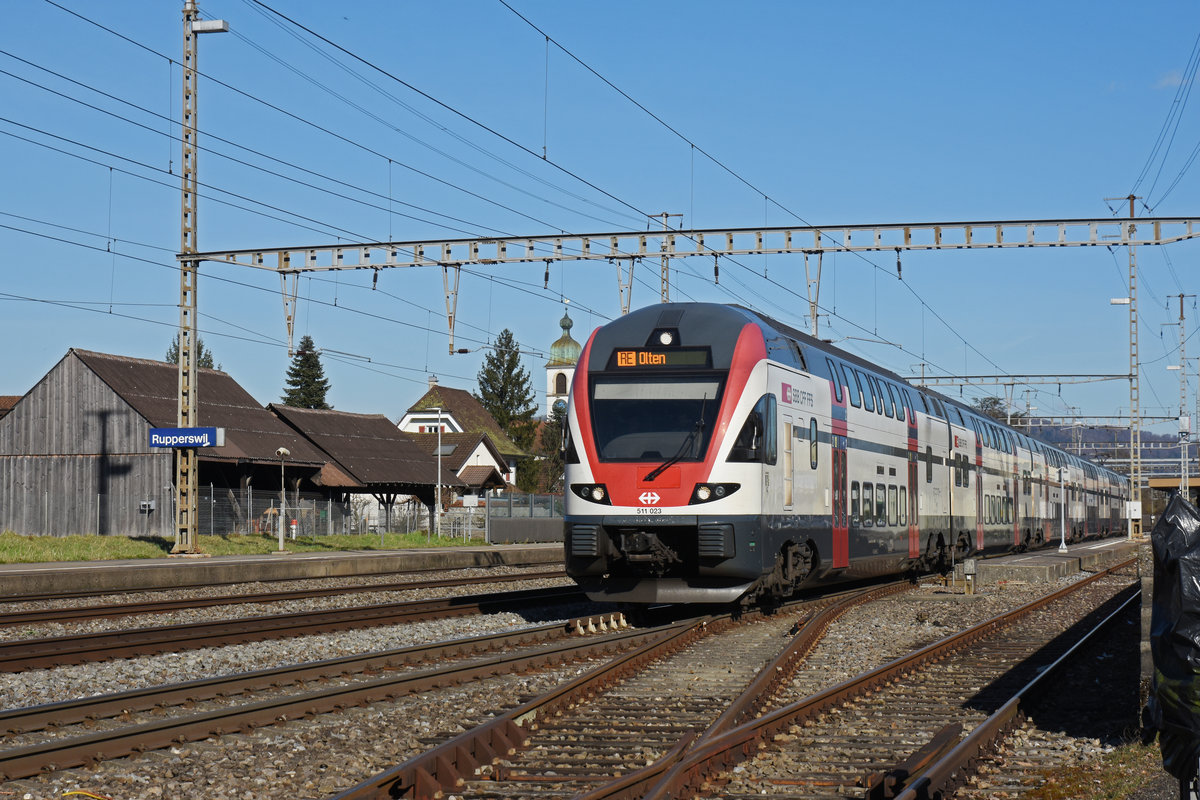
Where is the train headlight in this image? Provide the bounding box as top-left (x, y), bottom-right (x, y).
top-left (658, 330), bottom-right (674, 345)
top-left (690, 483), bottom-right (740, 504)
top-left (571, 484), bottom-right (612, 505)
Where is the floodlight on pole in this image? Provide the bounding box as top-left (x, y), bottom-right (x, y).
top-left (276, 447), bottom-right (289, 552)
top-left (437, 407), bottom-right (443, 541)
top-left (1058, 467), bottom-right (1068, 554)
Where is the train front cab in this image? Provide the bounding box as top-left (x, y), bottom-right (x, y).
top-left (563, 309), bottom-right (784, 604)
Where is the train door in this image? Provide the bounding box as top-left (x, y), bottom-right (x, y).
top-left (782, 412), bottom-right (794, 512)
top-left (906, 398), bottom-right (920, 559)
top-left (947, 422), bottom-right (972, 552)
top-left (918, 396), bottom-right (951, 557)
top-left (831, 435), bottom-right (848, 567)
top-left (825, 359), bottom-right (850, 569)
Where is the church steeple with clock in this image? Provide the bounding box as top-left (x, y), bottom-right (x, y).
top-left (545, 306), bottom-right (581, 416)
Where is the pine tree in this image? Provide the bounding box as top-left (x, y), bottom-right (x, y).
top-left (165, 337), bottom-right (219, 370)
top-left (475, 329), bottom-right (537, 450)
top-left (281, 335), bottom-right (332, 409)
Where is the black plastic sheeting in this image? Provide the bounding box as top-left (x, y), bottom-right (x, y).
top-left (1149, 492), bottom-right (1200, 781)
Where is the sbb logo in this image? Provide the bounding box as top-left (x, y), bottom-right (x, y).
top-left (639, 491), bottom-right (661, 505)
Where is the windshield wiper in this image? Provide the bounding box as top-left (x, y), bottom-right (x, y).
top-left (643, 394), bottom-right (707, 482)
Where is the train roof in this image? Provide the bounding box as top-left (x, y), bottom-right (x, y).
top-left (735, 306), bottom-right (1126, 485)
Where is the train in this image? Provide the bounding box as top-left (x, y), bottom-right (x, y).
top-left (562, 302), bottom-right (1130, 604)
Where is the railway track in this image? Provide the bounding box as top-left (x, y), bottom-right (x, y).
top-left (330, 581), bottom-right (912, 799)
top-left (0, 584), bottom-right (587, 671)
top-left (329, 560), bottom-right (1136, 800)
top-left (0, 569), bottom-right (567, 626)
top-left (0, 612), bottom-right (634, 781)
top-left (639, 559), bottom-right (1138, 800)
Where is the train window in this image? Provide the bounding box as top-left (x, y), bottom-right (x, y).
top-left (728, 393), bottom-right (777, 464)
top-left (930, 398), bottom-right (944, 418)
top-left (926, 446), bottom-right (933, 483)
top-left (884, 382), bottom-right (898, 418)
top-left (878, 381), bottom-right (897, 419)
top-left (963, 456), bottom-right (970, 488)
top-left (861, 483), bottom-right (872, 526)
top-left (809, 418), bottom-right (819, 469)
top-left (888, 486), bottom-right (899, 525)
top-left (825, 358), bottom-right (843, 404)
top-left (764, 394), bottom-right (778, 465)
top-left (855, 370), bottom-right (875, 412)
top-left (590, 377), bottom-right (723, 462)
top-left (841, 365), bottom-right (861, 408)
top-left (1006, 498), bottom-right (1013, 524)
top-left (851, 481), bottom-right (860, 523)
top-left (899, 485), bottom-right (907, 525)
top-left (953, 454), bottom-right (961, 487)
top-left (563, 422), bottom-right (580, 464)
top-left (876, 482), bottom-right (886, 526)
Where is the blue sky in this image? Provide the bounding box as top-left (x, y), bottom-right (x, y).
top-left (3, 1), bottom-right (1199, 438)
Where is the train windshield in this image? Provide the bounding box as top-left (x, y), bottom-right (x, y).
top-left (589, 376), bottom-right (723, 461)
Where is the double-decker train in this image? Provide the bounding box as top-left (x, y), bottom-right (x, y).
top-left (562, 303), bottom-right (1129, 604)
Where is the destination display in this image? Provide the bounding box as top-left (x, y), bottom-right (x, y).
top-left (610, 348), bottom-right (710, 369)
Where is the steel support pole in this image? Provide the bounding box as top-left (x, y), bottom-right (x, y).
top-left (173, 1), bottom-right (201, 554)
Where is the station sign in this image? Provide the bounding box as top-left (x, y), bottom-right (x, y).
top-left (149, 427), bottom-right (225, 448)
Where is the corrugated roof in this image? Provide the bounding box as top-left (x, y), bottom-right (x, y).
top-left (270, 404), bottom-right (462, 489)
top-left (72, 349), bottom-right (327, 466)
top-left (407, 385), bottom-right (528, 458)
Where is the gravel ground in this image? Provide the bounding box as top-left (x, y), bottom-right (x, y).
top-left (0, 563), bottom-right (1149, 800)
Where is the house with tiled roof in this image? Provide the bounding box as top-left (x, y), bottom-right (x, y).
top-left (0, 396), bottom-right (19, 421)
top-left (398, 377), bottom-right (528, 486)
top-left (407, 431), bottom-right (508, 495)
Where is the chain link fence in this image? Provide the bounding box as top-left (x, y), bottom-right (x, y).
top-left (3, 487), bottom-right (563, 542)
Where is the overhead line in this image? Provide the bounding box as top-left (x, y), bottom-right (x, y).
top-left (243, 0), bottom-right (656, 224)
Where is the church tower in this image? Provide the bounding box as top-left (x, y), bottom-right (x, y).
top-left (545, 308), bottom-right (581, 415)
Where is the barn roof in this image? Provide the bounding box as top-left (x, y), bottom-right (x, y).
top-left (71, 349), bottom-right (327, 466)
top-left (270, 404), bottom-right (463, 490)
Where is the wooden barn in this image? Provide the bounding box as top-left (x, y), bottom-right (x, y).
top-left (0, 349), bottom-right (328, 537)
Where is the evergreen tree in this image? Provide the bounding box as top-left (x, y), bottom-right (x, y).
top-left (165, 337), bottom-right (219, 370)
top-left (475, 329), bottom-right (537, 450)
top-left (281, 335), bottom-right (332, 409)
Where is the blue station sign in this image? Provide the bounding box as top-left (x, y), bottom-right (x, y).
top-left (148, 427), bottom-right (225, 448)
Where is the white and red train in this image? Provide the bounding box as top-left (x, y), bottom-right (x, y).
top-left (562, 303), bottom-right (1129, 604)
